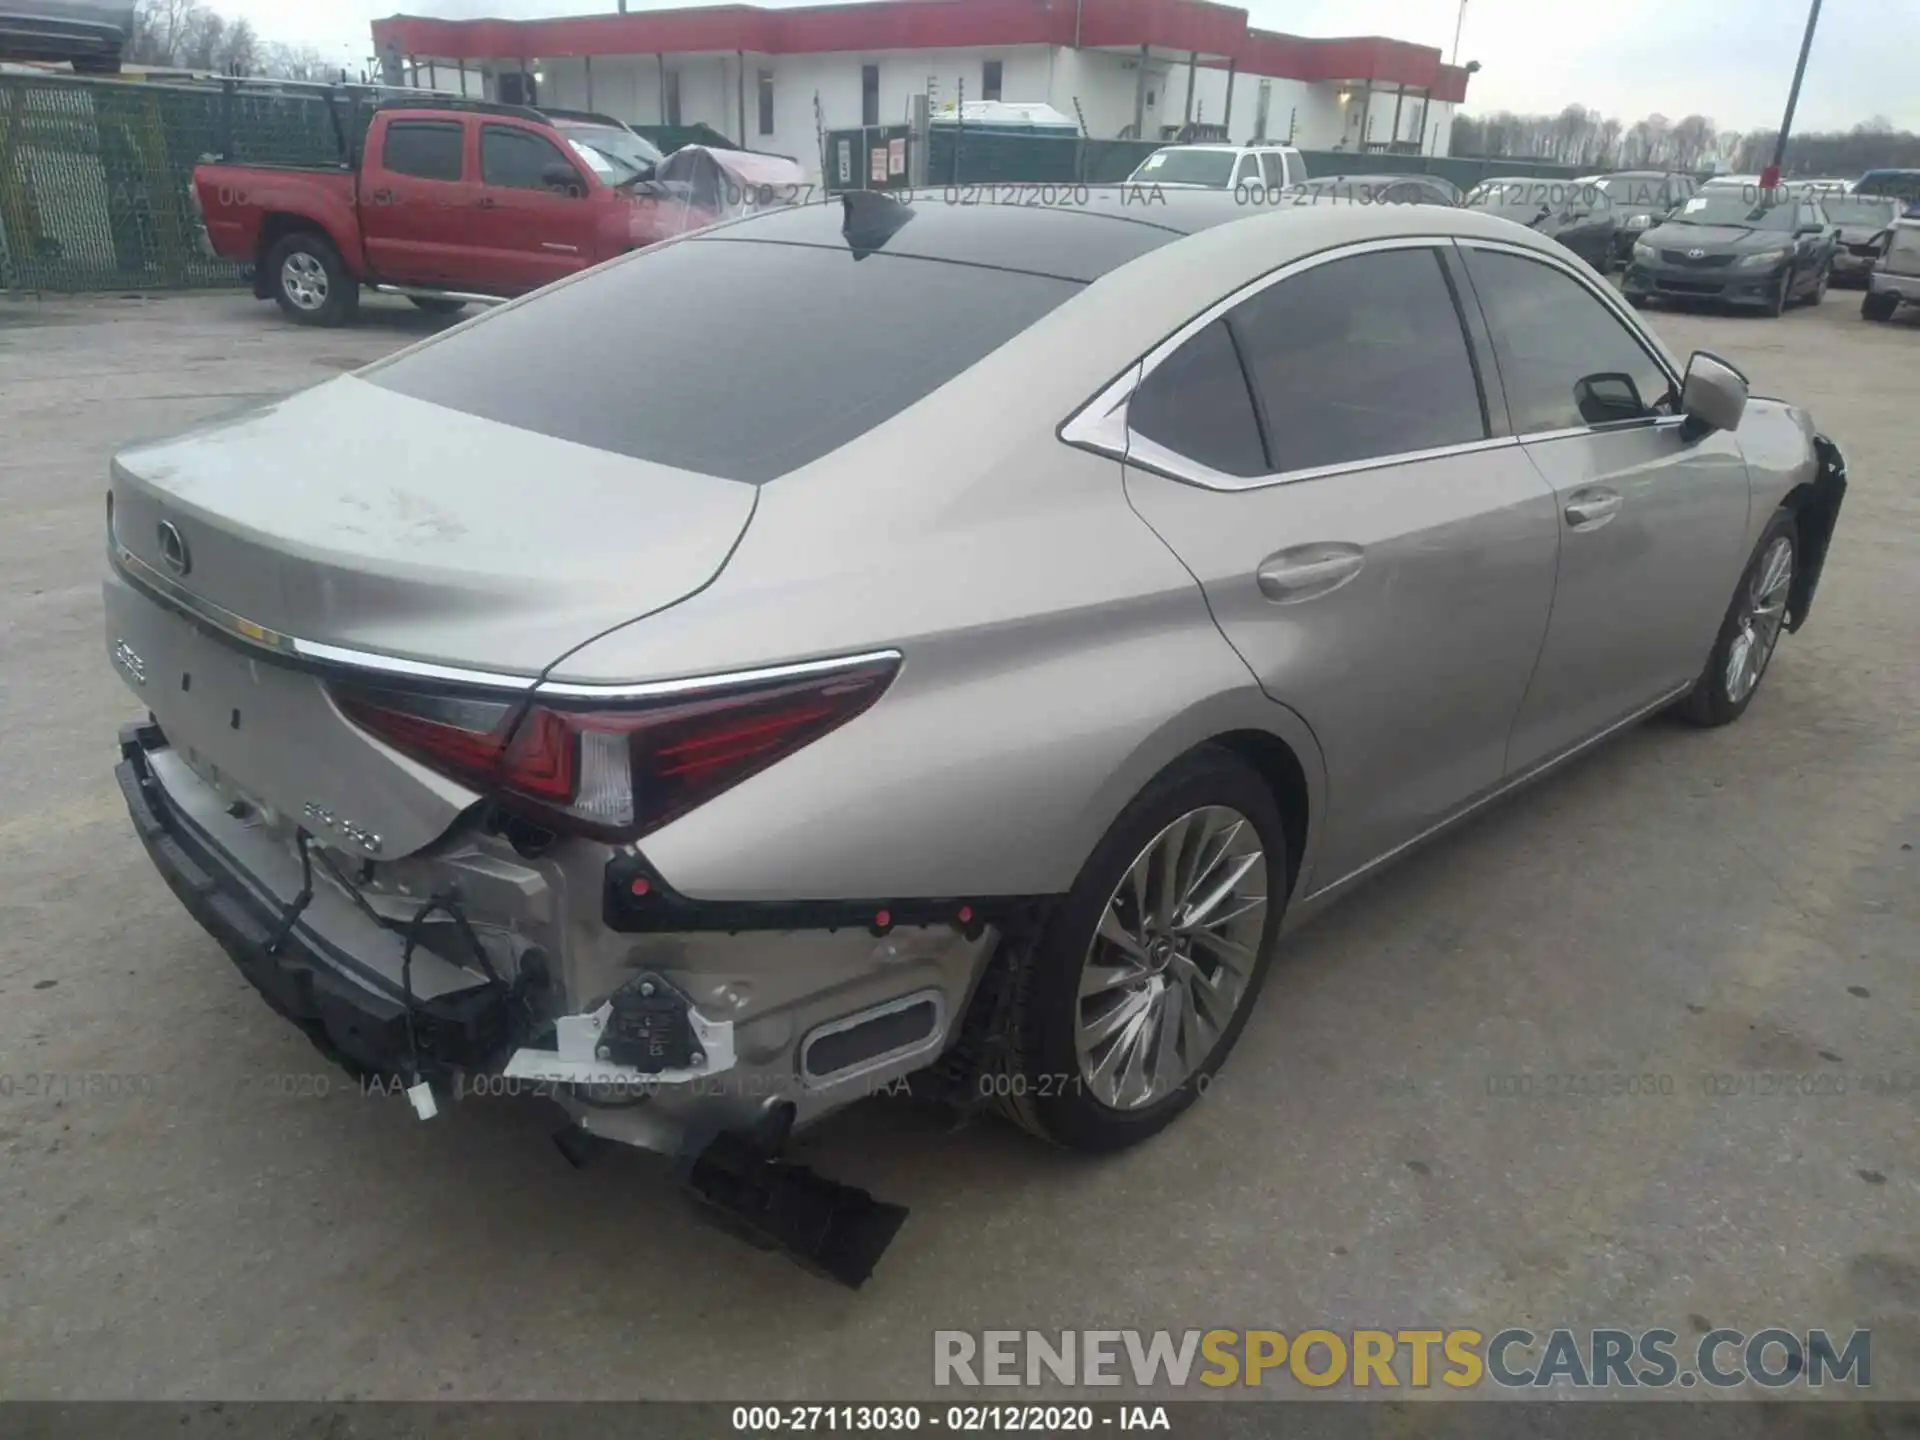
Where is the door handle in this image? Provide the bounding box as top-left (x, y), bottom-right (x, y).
top-left (1564, 489), bottom-right (1623, 530)
top-left (1255, 544), bottom-right (1365, 604)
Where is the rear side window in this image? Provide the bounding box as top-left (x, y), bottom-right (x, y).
top-left (1462, 247), bottom-right (1675, 432)
top-left (1258, 153), bottom-right (1283, 190)
top-left (1227, 247), bottom-right (1486, 472)
top-left (366, 238), bottom-right (1079, 483)
top-left (482, 124), bottom-right (579, 191)
top-left (383, 121), bottom-right (464, 182)
top-left (1129, 319), bottom-right (1266, 477)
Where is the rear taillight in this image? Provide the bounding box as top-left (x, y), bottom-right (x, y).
top-left (330, 656), bottom-right (899, 841)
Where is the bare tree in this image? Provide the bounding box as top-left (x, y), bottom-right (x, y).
top-left (1669, 114), bottom-right (1716, 171)
top-left (258, 42), bottom-right (342, 83)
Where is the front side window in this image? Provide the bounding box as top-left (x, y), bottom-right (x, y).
top-left (1128, 319), bottom-right (1266, 478)
top-left (481, 125), bottom-right (580, 193)
top-left (1463, 247), bottom-right (1676, 434)
top-left (382, 120), bottom-right (464, 182)
top-left (1227, 247), bottom-right (1486, 473)
top-left (1258, 152), bottom-right (1283, 190)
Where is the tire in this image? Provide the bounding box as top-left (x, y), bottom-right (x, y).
top-left (1674, 509), bottom-right (1798, 729)
top-left (265, 231), bottom-right (358, 327)
top-left (1862, 291), bottom-right (1899, 322)
top-left (1798, 262), bottom-right (1830, 307)
top-left (998, 747), bottom-right (1289, 1153)
top-left (408, 296), bottom-right (468, 316)
top-left (1763, 270), bottom-right (1790, 318)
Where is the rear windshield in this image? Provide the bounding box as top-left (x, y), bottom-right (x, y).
top-left (365, 237), bottom-right (1079, 483)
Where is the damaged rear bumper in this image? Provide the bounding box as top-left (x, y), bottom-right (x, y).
top-left (117, 719), bottom-right (510, 1080)
top-left (115, 719), bottom-right (1013, 1158)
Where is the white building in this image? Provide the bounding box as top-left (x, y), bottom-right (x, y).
top-left (372, 0), bottom-right (1475, 179)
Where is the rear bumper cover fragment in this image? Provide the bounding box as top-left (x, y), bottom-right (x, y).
top-left (117, 720), bottom-right (509, 1081)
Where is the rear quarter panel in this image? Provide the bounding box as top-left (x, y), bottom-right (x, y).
top-left (196, 163), bottom-right (364, 272)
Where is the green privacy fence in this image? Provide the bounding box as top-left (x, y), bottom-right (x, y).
top-left (0, 72), bottom-right (356, 293)
top-left (828, 127), bottom-right (1592, 194)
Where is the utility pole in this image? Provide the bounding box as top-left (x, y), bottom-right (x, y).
top-left (1763, 0), bottom-right (1822, 190)
top-left (1450, 0), bottom-right (1467, 65)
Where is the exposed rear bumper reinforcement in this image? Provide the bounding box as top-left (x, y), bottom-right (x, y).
top-left (116, 719), bottom-right (509, 1081)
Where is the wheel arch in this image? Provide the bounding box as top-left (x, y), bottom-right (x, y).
top-left (1082, 686), bottom-right (1328, 905)
top-left (254, 214), bottom-right (359, 297)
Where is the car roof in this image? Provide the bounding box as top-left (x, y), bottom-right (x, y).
top-left (1150, 144), bottom-right (1242, 153)
top-left (703, 189), bottom-right (1570, 293)
top-left (694, 188), bottom-right (1277, 282)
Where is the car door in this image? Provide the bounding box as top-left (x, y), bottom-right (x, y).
top-left (475, 121), bottom-right (605, 292)
top-left (1794, 197), bottom-right (1836, 290)
top-left (1117, 241), bottom-right (1561, 886)
top-left (358, 117), bottom-right (485, 286)
top-left (1456, 241), bottom-right (1754, 773)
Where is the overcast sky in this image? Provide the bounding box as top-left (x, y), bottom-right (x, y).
top-left (217, 0), bottom-right (1914, 134)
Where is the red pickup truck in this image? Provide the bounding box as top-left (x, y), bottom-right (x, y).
top-left (192, 98), bottom-right (704, 326)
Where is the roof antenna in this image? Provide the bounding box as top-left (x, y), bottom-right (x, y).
top-left (841, 189), bottom-right (915, 258)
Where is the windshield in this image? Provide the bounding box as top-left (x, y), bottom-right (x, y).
top-left (1669, 193), bottom-right (1796, 230)
top-left (1129, 150), bottom-right (1237, 187)
top-left (557, 125), bottom-right (663, 180)
top-left (1464, 180), bottom-right (1596, 218)
top-left (1822, 196), bottom-right (1899, 227)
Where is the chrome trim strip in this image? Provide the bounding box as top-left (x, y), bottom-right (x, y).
top-left (368, 284), bottom-right (507, 306)
top-left (535, 649), bottom-right (905, 701)
top-left (114, 541), bottom-right (903, 701)
top-left (1302, 680), bottom-right (1695, 904)
top-left (1516, 416), bottom-right (1688, 447)
top-left (1129, 432), bottom-right (1525, 494)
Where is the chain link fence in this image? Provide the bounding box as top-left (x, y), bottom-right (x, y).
top-left (1, 73), bottom-right (370, 294)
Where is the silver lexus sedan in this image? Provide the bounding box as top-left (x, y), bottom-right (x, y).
top-left (107, 190), bottom-right (1847, 1282)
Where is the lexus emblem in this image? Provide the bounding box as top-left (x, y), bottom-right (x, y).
top-left (157, 520), bottom-right (190, 576)
top-left (1687, 248), bottom-right (1707, 259)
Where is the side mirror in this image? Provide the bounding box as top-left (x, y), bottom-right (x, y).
top-left (1573, 372), bottom-right (1646, 425)
top-left (542, 162), bottom-right (585, 195)
top-left (1680, 351), bottom-right (1748, 438)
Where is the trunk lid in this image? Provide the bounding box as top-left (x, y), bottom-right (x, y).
top-left (107, 375), bottom-right (756, 856)
top-left (109, 374), bottom-right (756, 675)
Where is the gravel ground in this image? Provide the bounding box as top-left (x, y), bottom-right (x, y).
top-left (1, 287), bottom-right (1915, 1401)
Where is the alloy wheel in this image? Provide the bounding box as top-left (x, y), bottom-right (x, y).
top-left (1073, 806), bottom-right (1267, 1111)
top-left (281, 252), bottom-right (330, 311)
top-left (1724, 535), bottom-right (1793, 704)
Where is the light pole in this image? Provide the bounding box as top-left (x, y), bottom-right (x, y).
top-left (1763, 0), bottom-right (1822, 189)
top-left (1450, 0), bottom-right (1467, 66)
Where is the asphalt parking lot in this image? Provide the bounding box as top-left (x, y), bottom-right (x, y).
top-left (2, 286), bottom-right (1916, 1402)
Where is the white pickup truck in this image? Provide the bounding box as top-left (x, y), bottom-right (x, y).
top-left (1126, 142), bottom-right (1309, 194)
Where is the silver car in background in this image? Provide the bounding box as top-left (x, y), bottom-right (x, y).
top-left (106, 191), bottom-right (1847, 1282)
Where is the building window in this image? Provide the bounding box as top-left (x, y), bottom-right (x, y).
top-left (1253, 79), bottom-right (1272, 142)
top-left (664, 69), bottom-right (681, 125)
top-left (982, 59), bottom-right (1003, 102)
top-left (861, 63), bottom-right (879, 126)
top-left (758, 69), bottom-right (774, 135)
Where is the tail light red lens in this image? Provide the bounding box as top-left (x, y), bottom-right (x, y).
top-left (330, 655), bottom-right (899, 841)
